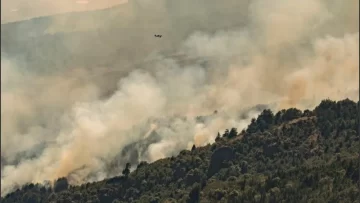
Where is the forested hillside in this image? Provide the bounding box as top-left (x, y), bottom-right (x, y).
top-left (2, 99), bottom-right (359, 203)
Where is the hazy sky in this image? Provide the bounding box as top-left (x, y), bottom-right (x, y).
top-left (1, 0), bottom-right (129, 23)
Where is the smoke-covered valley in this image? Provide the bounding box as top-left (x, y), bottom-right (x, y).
top-left (1, 0), bottom-right (359, 196)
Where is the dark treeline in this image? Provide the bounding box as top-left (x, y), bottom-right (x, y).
top-left (2, 99), bottom-right (359, 203)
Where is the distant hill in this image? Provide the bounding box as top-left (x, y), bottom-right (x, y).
top-left (1, 0), bottom-right (248, 74)
top-left (2, 99), bottom-right (359, 203)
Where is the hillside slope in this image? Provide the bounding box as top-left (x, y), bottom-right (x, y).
top-left (1, 99), bottom-right (359, 203)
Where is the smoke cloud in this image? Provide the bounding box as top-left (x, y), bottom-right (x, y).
top-left (1, 0), bottom-right (358, 196)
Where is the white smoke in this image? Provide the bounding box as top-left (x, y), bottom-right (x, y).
top-left (1, 0), bottom-right (358, 196)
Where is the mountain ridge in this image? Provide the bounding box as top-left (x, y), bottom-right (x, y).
top-left (2, 98), bottom-right (359, 203)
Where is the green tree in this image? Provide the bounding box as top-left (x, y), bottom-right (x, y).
top-left (122, 163), bottom-right (131, 177)
top-left (187, 184), bottom-right (200, 203)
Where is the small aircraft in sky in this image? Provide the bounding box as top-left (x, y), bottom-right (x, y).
top-left (154, 34), bottom-right (162, 38)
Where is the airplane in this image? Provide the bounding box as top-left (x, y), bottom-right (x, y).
top-left (154, 34), bottom-right (162, 38)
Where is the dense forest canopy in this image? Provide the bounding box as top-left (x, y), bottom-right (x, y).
top-left (1, 99), bottom-right (359, 203)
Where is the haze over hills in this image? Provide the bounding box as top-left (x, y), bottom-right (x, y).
top-left (1, 0), bottom-right (130, 23)
top-left (1, 0), bottom-right (359, 197)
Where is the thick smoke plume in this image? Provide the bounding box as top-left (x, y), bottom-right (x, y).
top-left (1, 0), bottom-right (358, 196)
